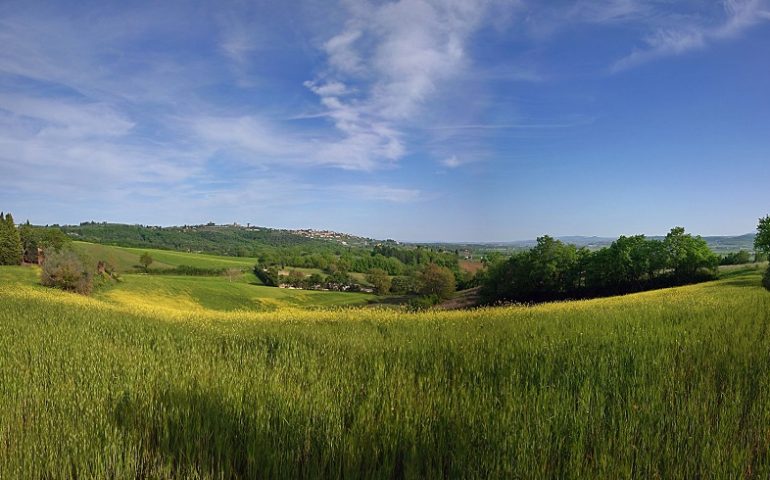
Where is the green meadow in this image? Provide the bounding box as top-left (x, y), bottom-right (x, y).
top-left (2, 264), bottom-right (770, 478)
top-left (71, 241), bottom-right (261, 272)
top-left (101, 273), bottom-right (375, 312)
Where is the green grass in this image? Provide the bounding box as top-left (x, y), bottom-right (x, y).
top-left (71, 241), bottom-right (260, 272)
top-left (100, 272), bottom-right (375, 312)
top-left (2, 266), bottom-right (770, 478)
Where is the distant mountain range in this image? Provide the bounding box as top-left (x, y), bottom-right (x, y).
top-left (414, 234), bottom-right (757, 254)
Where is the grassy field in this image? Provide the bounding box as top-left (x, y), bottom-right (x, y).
top-left (1, 265), bottom-right (770, 478)
top-left (71, 241), bottom-right (260, 272)
top-left (100, 272), bottom-right (375, 312)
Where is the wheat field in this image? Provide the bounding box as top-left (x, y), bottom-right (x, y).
top-left (1, 266), bottom-right (770, 478)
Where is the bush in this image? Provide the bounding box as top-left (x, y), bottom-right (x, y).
top-left (390, 276), bottom-right (416, 295)
top-left (417, 264), bottom-right (456, 300)
top-left (253, 265), bottom-right (280, 286)
top-left (763, 267), bottom-right (770, 292)
top-left (40, 249), bottom-right (93, 295)
top-left (407, 295), bottom-right (440, 311)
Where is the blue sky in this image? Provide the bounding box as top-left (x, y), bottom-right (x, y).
top-left (0, 0), bottom-right (768, 241)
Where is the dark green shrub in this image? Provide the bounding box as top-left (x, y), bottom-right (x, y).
top-left (763, 267), bottom-right (770, 292)
top-left (40, 249), bottom-right (93, 295)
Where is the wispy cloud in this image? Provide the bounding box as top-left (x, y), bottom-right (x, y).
top-left (428, 120), bottom-right (594, 130)
top-left (0, 0), bottom-right (767, 238)
top-left (304, 0), bottom-right (500, 170)
top-left (441, 155), bottom-right (462, 168)
top-left (0, 94), bottom-right (135, 138)
top-left (611, 0), bottom-right (770, 72)
top-left (341, 184), bottom-right (423, 203)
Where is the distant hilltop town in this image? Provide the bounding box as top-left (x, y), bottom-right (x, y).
top-left (287, 228), bottom-right (379, 246)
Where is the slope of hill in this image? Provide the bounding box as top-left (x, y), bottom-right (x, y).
top-left (60, 222), bottom-right (376, 256)
top-left (71, 241), bottom-right (260, 273)
top-left (1, 264), bottom-right (374, 312)
top-left (1, 267), bottom-right (770, 477)
top-left (102, 273), bottom-right (374, 312)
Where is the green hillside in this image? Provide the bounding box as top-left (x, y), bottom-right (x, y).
top-left (2, 266), bottom-right (770, 477)
top-left (101, 273), bottom-right (375, 312)
top-left (61, 222), bottom-right (374, 255)
top-left (71, 241), bottom-right (260, 272)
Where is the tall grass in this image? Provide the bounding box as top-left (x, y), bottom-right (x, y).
top-left (1, 269), bottom-right (770, 478)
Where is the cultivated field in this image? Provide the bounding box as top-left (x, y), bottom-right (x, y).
top-left (70, 241), bottom-right (261, 272)
top-left (100, 273), bottom-right (375, 312)
top-left (1, 266), bottom-right (770, 478)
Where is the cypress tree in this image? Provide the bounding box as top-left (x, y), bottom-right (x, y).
top-left (19, 221), bottom-right (39, 263)
top-left (0, 211), bottom-right (8, 264)
top-left (0, 212), bottom-right (23, 265)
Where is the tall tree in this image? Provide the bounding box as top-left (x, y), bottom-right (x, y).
top-left (139, 252), bottom-right (153, 272)
top-left (663, 227), bottom-right (717, 281)
top-left (756, 216), bottom-right (770, 291)
top-left (417, 264), bottom-right (456, 300)
top-left (18, 222), bottom-right (39, 263)
top-left (0, 212), bottom-right (22, 265)
top-left (755, 215), bottom-right (770, 256)
top-left (365, 268), bottom-right (392, 295)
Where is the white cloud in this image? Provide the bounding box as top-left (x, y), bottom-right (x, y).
top-left (0, 93), bottom-right (203, 201)
top-left (0, 94), bottom-right (135, 139)
top-left (324, 29), bottom-right (364, 74)
top-left (303, 80), bottom-right (353, 97)
top-left (442, 155), bottom-right (462, 168)
top-left (189, 116), bottom-right (307, 160)
top-left (305, 0), bottom-right (498, 170)
top-left (188, 113), bottom-right (401, 171)
top-left (611, 0), bottom-right (770, 72)
top-left (342, 184), bottom-right (423, 203)
top-left (611, 28), bottom-right (707, 72)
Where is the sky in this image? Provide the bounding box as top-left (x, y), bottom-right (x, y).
top-left (0, 0), bottom-right (769, 242)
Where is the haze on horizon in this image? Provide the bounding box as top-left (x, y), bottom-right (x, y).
top-left (1, 0), bottom-right (769, 242)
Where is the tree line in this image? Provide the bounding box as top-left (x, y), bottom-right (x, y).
top-left (481, 227), bottom-right (720, 304)
top-left (0, 214), bottom-right (71, 266)
top-left (254, 262), bottom-right (457, 303)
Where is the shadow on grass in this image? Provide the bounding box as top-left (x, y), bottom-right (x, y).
top-left (709, 269), bottom-right (766, 289)
top-left (114, 388), bottom-right (264, 478)
top-left (112, 387), bottom-right (410, 479)
top-left (112, 385), bottom-right (468, 479)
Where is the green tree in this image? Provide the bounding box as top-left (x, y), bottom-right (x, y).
top-left (306, 273), bottom-right (325, 289)
top-left (756, 216), bottom-right (770, 256)
top-left (19, 222), bottom-right (39, 263)
top-left (39, 228), bottom-right (70, 252)
top-left (0, 212), bottom-right (22, 265)
top-left (525, 236), bottom-right (582, 296)
top-left (756, 216), bottom-right (770, 291)
top-left (325, 270), bottom-right (351, 289)
top-left (139, 252), bottom-right (153, 272)
top-left (417, 264), bottom-right (455, 300)
top-left (18, 224), bottom-right (70, 264)
top-left (365, 268), bottom-right (392, 295)
top-left (285, 269), bottom-right (306, 287)
top-left (390, 275), bottom-right (416, 295)
top-left (719, 250), bottom-right (752, 265)
top-left (663, 227), bottom-right (717, 281)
